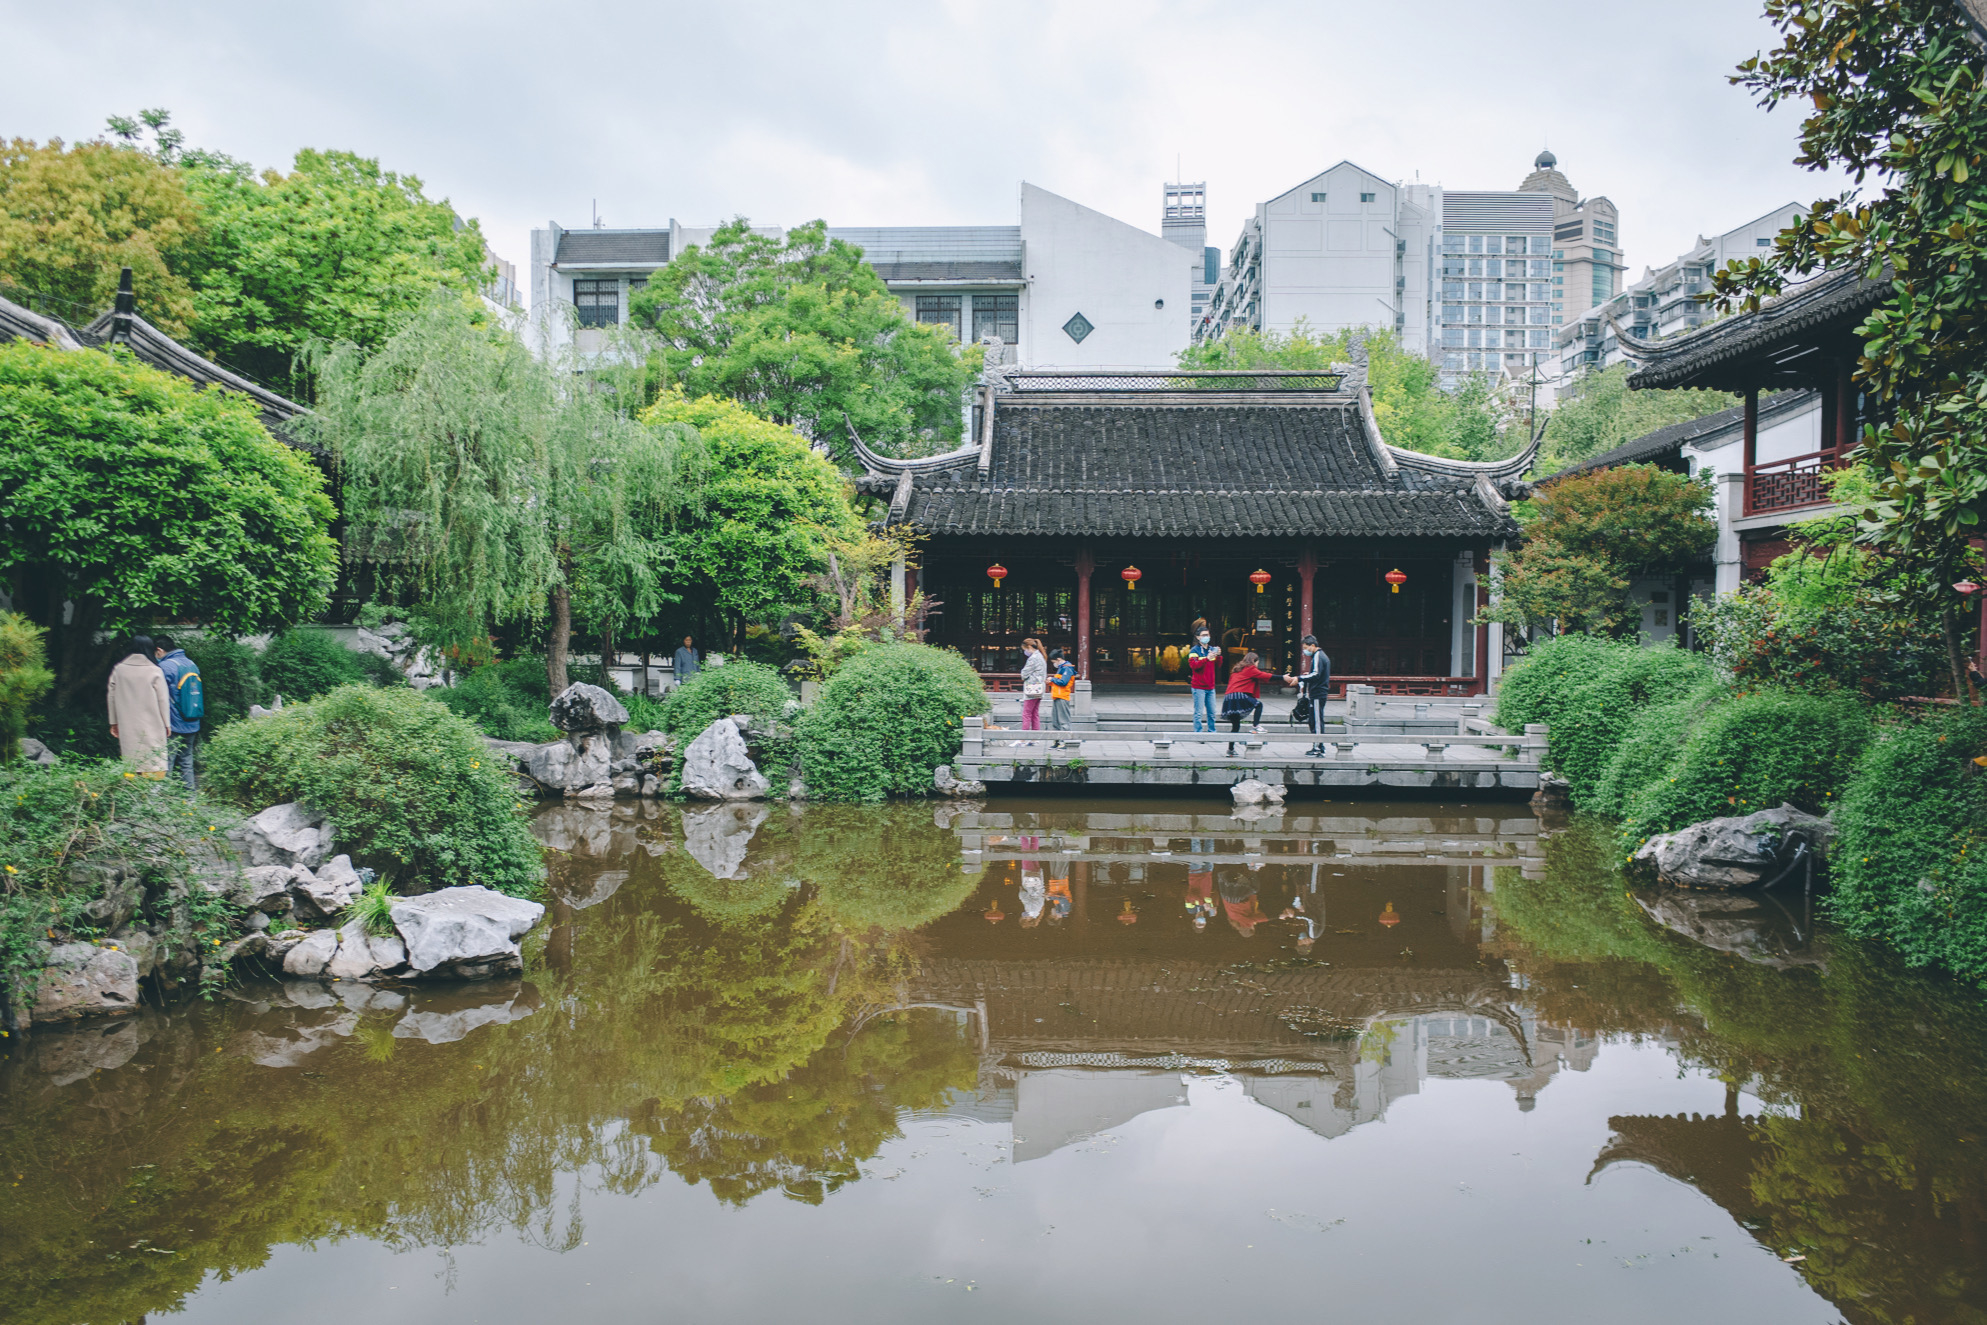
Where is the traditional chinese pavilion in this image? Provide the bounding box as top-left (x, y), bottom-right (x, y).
top-left (855, 369), bottom-right (1533, 694)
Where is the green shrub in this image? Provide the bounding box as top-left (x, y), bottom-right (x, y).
top-left (1587, 681), bottom-right (1721, 817)
top-left (1496, 634), bottom-right (1712, 805)
top-left (621, 690), bottom-right (668, 733)
top-left (660, 661), bottom-right (797, 793)
top-left (0, 612), bottom-right (53, 764)
top-left (344, 877), bottom-right (397, 937)
top-left (1831, 707), bottom-right (1987, 983)
top-left (202, 685), bottom-right (542, 897)
top-left (1618, 688), bottom-right (1873, 850)
top-left (435, 657), bottom-right (558, 743)
top-left (180, 635), bottom-right (262, 728)
top-left (1698, 580), bottom-right (1945, 701)
top-left (258, 629), bottom-right (367, 702)
top-left (0, 760), bottom-right (241, 1005)
top-left (799, 643), bottom-right (988, 802)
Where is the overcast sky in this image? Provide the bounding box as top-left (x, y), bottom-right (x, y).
top-left (4, 0), bottom-right (1850, 285)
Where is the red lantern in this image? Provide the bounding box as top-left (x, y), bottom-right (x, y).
top-left (1384, 567), bottom-right (1407, 594)
top-left (1117, 898), bottom-right (1139, 925)
top-left (1121, 565), bottom-right (1143, 590)
top-left (1955, 580), bottom-right (1981, 596)
top-left (987, 562), bottom-right (1009, 588)
top-left (1378, 902), bottom-right (1401, 928)
top-left (1250, 568), bottom-right (1273, 594)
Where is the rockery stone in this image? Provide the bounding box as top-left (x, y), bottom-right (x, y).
top-left (680, 718), bottom-right (770, 800)
top-left (1631, 803), bottom-right (1834, 890)
top-left (549, 683), bottom-right (629, 733)
top-left (388, 887), bottom-right (546, 981)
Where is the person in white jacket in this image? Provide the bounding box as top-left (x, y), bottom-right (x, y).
top-left (106, 635), bottom-right (172, 776)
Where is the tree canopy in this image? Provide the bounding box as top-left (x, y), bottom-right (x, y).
top-left (178, 147), bottom-right (492, 394)
top-left (0, 340), bottom-right (337, 702)
top-left (639, 389), bottom-right (864, 637)
top-left (1713, 1), bottom-right (1987, 695)
top-left (1537, 363), bottom-right (1737, 475)
top-left (626, 219), bottom-right (977, 466)
top-left (1486, 464), bottom-right (1717, 636)
top-left (310, 297), bottom-right (693, 695)
top-left (1178, 321), bottom-right (1518, 460)
top-left (0, 136), bottom-right (202, 334)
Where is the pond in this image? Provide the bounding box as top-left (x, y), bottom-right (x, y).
top-left (3, 797), bottom-right (1984, 1324)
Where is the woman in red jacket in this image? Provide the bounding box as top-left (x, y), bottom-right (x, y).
top-left (1221, 650), bottom-right (1275, 738)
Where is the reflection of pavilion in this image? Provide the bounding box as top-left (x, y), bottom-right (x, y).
top-left (904, 955), bottom-right (1597, 1160)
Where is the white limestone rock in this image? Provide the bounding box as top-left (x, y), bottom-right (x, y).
top-left (932, 764), bottom-right (986, 798)
top-left (1230, 779), bottom-right (1287, 807)
top-left (680, 718), bottom-right (769, 800)
top-left (388, 886), bottom-right (545, 981)
top-left (233, 865), bottom-right (298, 913)
top-left (31, 943), bottom-right (139, 1023)
top-left (290, 854), bottom-right (363, 920)
top-left (233, 802), bottom-right (332, 870)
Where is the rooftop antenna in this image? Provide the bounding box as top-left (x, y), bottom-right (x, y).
top-left (592, 199), bottom-right (604, 230)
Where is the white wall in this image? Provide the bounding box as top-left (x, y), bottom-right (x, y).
top-left (1259, 162), bottom-right (1415, 348)
top-left (1020, 183), bottom-right (1190, 368)
top-left (1685, 394), bottom-right (1822, 476)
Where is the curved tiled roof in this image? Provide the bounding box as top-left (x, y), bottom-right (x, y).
top-left (898, 402), bottom-right (1519, 539)
top-left (1621, 268), bottom-right (1888, 391)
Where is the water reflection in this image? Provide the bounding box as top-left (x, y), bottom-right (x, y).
top-left (0, 800), bottom-right (1981, 1325)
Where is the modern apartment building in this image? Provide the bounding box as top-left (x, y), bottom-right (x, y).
top-left (1198, 160), bottom-right (1438, 354)
top-left (528, 183), bottom-right (1190, 369)
top-left (1160, 181), bottom-right (1220, 337)
top-left (1516, 151), bottom-right (1622, 329)
top-left (1553, 202), bottom-right (1805, 383)
top-left (1432, 190), bottom-right (1557, 383)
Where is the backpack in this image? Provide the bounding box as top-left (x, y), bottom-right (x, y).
top-left (174, 665), bottom-right (205, 722)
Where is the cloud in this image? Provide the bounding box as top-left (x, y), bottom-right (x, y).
top-left (1, 0), bottom-right (1850, 287)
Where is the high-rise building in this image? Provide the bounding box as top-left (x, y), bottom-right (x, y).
top-left (1160, 181), bottom-right (1219, 336)
top-left (1432, 191), bottom-right (1557, 384)
top-left (1517, 151), bottom-right (1622, 330)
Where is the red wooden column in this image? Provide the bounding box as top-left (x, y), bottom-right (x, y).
top-left (1075, 546), bottom-right (1095, 681)
top-left (1741, 387), bottom-right (1759, 516)
top-left (1297, 549), bottom-right (1318, 640)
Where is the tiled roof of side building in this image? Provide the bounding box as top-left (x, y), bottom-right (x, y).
top-left (1621, 268), bottom-right (1888, 391)
top-left (868, 259), bottom-right (1024, 283)
top-left (552, 230), bottom-right (672, 266)
top-left (900, 403), bottom-right (1520, 539)
top-left (1546, 390), bottom-right (1811, 479)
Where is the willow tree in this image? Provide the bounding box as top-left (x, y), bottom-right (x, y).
top-left (309, 297), bottom-right (696, 695)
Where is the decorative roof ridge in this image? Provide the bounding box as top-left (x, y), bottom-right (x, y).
top-left (846, 419), bottom-right (979, 478)
top-left (0, 292), bottom-right (88, 350)
top-left (83, 307), bottom-right (306, 421)
top-left (1386, 432), bottom-right (1540, 481)
top-left (1356, 386), bottom-right (1400, 479)
top-left (1611, 266), bottom-right (1885, 364)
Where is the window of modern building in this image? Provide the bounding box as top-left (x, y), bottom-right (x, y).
top-left (1508, 305), bottom-right (1527, 324)
top-left (1505, 329), bottom-right (1526, 348)
top-left (1755, 236), bottom-right (1772, 247)
top-left (917, 295), bottom-right (963, 339)
top-left (1442, 352), bottom-right (1464, 369)
top-left (1442, 235), bottom-right (1466, 253)
top-left (1483, 236), bottom-right (1503, 255)
top-left (1504, 236), bottom-right (1527, 254)
top-left (1467, 258), bottom-right (1484, 276)
top-left (1442, 281), bottom-right (1466, 298)
top-left (1311, 192), bottom-right (1326, 202)
top-left (1489, 258), bottom-right (1506, 279)
top-left (573, 278), bottom-right (619, 328)
top-left (1467, 329), bottom-right (1483, 347)
top-left (1443, 304), bottom-right (1465, 322)
top-left (1591, 248), bottom-right (1612, 266)
top-left (1529, 307), bottom-right (1550, 325)
top-left (1469, 305), bottom-right (1484, 324)
top-left (1593, 272), bottom-right (1612, 304)
top-left (1359, 192), bottom-right (1376, 202)
top-left (1594, 221), bottom-right (1617, 244)
top-left (1530, 236), bottom-right (1551, 255)
top-left (1442, 257), bottom-right (1468, 276)
top-left (972, 293), bottom-right (1018, 343)
top-left (1467, 283), bottom-right (1483, 301)
top-left (1529, 283), bottom-right (1549, 301)
top-left (1443, 328), bottom-right (1465, 347)
top-left (1468, 235), bottom-right (1484, 254)
top-left (1530, 260), bottom-right (1551, 278)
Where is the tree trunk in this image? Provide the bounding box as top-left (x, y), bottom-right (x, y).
top-left (547, 584), bottom-right (572, 697)
top-left (601, 619), bottom-right (616, 670)
top-left (1943, 599), bottom-right (1970, 705)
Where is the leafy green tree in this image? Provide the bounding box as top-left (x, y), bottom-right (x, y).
top-left (179, 147), bottom-right (492, 395)
top-left (639, 389), bottom-right (863, 642)
top-left (626, 219), bottom-right (977, 465)
top-left (310, 297), bottom-right (694, 696)
top-left (0, 341), bottom-right (336, 704)
top-left (1715, 1), bottom-right (1987, 700)
top-left (1537, 363), bottom-right (1736, 474)
top-left (1487, 463), bottom-right (1716, 635)
top-left (798, 642), bottom-right (990, 801)
top-left (1178, 321), bottom-right (1517, 460)
top-left (0, 135), bottom-right (202, 333)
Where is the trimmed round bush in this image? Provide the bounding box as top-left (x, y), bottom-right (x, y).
top-left (258, 628), bottom-right (367, 702)
top-left (799, 643), bottom-right (988, 802)
top-left (1831, 706), bottom-right (1987, 984)
top-left (660, 660), bottom-right (794, 741)
top-left (1618, 688), bottom-right (1872, 851)
top-left (1494, 633), bottom-right (1620, 735)
top-left (202, 684), bottom-right (542, 896)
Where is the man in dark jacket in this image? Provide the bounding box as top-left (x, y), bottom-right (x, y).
top-left (152, 635), bottom-right (201, 789)
top-left (1284, 634), bottom-right (1331, 757)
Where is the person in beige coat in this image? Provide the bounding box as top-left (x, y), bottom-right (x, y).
top-left (107, 635), bottom-right (172, 776)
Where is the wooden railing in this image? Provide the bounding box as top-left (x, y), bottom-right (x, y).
top-left (1745, 449), bottom-right (1834, 516)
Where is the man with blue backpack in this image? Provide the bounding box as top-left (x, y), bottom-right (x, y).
top-left (152, 635), bottom-right (204, 789)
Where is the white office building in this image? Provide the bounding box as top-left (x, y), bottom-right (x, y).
top-left (528, 183), bottom-right (1189, 369)
top-left (1553, 202), bottom-right (1805, 385)
top-left (1199, 160), bottom-right (1438, 354)
top-left (1432, 190), bottom-right (1558, 384)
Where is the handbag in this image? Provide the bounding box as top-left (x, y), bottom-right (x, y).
top-left (1022, 678), bottom-right (1045, 697)
top-left (1290, 697), bottom-right (1314, 726)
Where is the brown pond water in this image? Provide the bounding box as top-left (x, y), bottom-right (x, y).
top-left (3, 797), bottom-right (1985, 1325)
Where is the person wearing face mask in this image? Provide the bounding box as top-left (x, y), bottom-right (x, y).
top-left (1186, 620), bottom-right (1221, 732)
